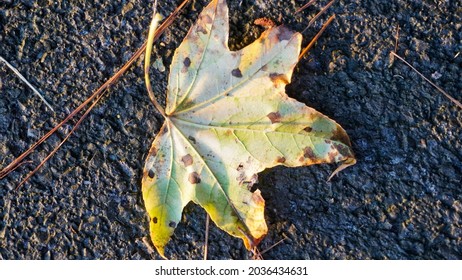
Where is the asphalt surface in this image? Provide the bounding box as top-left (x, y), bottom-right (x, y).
top-left (0, 0), bottom-right (461, 259)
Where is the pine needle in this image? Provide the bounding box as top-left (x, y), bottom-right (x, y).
top-left (299, 14), bottom-right (336, 60)
top-left (295, 0), bottom-right (317, 14)
top-left (302, 0), bottom-right (335, 31)
top-left (15, 90), bottom-right (107, 190)
top-left (0, 0), bottom-right (191, 182)
top-left (0, 55), bottom-right (54, 111)
top-left (390, 51), bottom-right (462, 109)
top-left (259, 237), bottom-right (287, 255)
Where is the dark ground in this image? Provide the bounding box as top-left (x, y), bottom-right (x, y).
top-left (0, 0), bottom-right (461, 260)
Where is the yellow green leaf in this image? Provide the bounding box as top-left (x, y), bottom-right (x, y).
top-left (142, 0), bottom-right (355, 258)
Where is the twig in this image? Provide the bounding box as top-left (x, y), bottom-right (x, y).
top-left (299, 14), bottom-right (336, 60)
top-left (0, 56), bottom-right (54, 111)
top-left (0, 0), bottom-right (190, 181)
top-left (390, 51), bottom-right (462, 109)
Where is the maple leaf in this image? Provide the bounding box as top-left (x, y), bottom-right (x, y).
top-left (142, 0), bottom-right (355, 258)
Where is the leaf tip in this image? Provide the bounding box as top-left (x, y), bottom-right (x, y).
top-left (156, 246), bottom-right (168, 260)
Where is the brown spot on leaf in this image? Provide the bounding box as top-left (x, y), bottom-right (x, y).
top-left (333, 143), bottom-right (352, 157)
top-left (276, 156), bottom-right (286, 163)
top-left (303, 147), bottom-right (316, 160)
top-left (331, 125), bottom-right (352, 146)
top-left (303, 126), bottom-right (313, 133)
top-left (236, 163), bottom-right (246, 184)
top-left (325, 139), bottom-right (332, 144)
top-left (188, 136), bottom-right (196, 144)
top-left (168, 221), bottom-right (176, 228)
top-left (148, 169), bottom-right (155, 178)
top-left (299, 156), bottom-right (305, 162)
top-left (152, 217), bottom-right (158, 224)
top-left (159, 125), bottom-right (168, 136)
top-left (237, 163), bottom-right (244, 171)
top-left (243, 174), bottom-right (259, 187)
top-left (188, 172), bottom-right (201, 184)
top-left (183, 57), bottom-right (191, 67)
top-left (276, 26), bottom-right (293, 41)
top-left (146, 148), bottom-right (158, 165)
top-left (181, 154), bottom-right (193, 167)
top-left (232, 68), bottom-right (243, 78)
top-left (201, 14), bottom-right (212, 24)
top-left (328, 151), bottom-right (338, 162)
top-left (196, 25), bottom-right (208, 34)
top-left (269, 73), bottom-right (289, 87)
top-left (267, 111), bottom-right (282, 123)
top-left (181, 98), bottom-right (196, 108)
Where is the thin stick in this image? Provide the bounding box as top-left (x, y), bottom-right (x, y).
top-left (295, 0), bottom-right (317, 14)
top-left (145, 0), bottom-right (167, 118)
top-left (16, 90), bottom-right (108, 190)
top-left (390, 51), bottom-right (462, 109)
top-left (204, 213), bottom-right (210, 260)
top-left (0, 56), bottom-right (54, 111)
top-left (299, 14), bottom-right (336, 60)
top-left (304, 0), bottom-right (335, 31)
top-left (0, 0), bottom-right (190, 180)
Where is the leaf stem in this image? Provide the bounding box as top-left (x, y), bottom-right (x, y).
top-left (145, 2), bottom-right (167, 118)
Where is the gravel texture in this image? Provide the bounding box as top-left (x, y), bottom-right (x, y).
top-left (0, 0), bottom-right (461, 259)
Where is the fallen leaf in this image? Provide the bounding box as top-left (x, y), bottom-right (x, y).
top-left (142, 0), bottom-right (355, 258)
